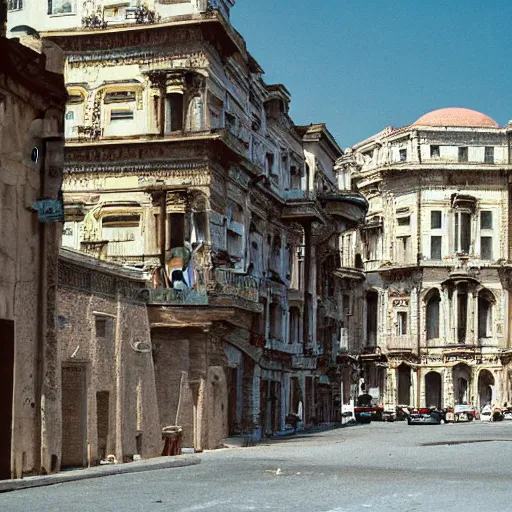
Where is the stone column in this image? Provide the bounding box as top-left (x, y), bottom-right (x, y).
top-left (411, 368), bottom-right (418, 407)
top-left (467, 291), bottom-right (477, 345)
top-left (473, 292), bottom-right (479, 345)
top-left (440, 288), bottom-right (448, 341)
top-left (453, 287), bottom-right (458, 343)
top-left (385, 366), bottom-right (396, 409)
top-left (418, 367), bottom-right (425, 407)
top-left (444, 367), bottom-right (454, 408)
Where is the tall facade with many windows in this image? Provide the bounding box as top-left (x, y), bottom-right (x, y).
top-left (7, 0), bottom-right (367, 471)
top-left (336, 107), bottom-right (512, 411)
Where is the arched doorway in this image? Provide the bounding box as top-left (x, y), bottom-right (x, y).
top-left (397, 363), bottom-right (411, 406)
top-left (478, 369), bottom-right (495, 408)
top-left (453, 363), bottom-right (471, 404)
top-left (425, 371), bottom-right (442, 409)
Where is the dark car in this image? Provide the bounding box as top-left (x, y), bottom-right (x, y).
top-left (407, 408), bottom-right (442, 425)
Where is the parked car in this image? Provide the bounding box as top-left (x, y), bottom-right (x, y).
top-left (480, 404), bottom-right (493, 422)
top-left (382, 410), bottom-right (396, 422)
top-left (354, 393), bottom-right (383, 424)
top-left (503, 407), bottom-right (512, 421)
top-left (492, 408), bottom-right (504, 422)
top-left (407, 407), bottom-right (442, 425)
top-left (454, 404), bottom-right (478, 422)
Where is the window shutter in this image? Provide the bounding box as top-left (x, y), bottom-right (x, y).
top-left (48, 0), bottom-right (52, 15)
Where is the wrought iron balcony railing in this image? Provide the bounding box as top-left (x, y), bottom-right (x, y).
top-left (146, 267), bottom-right (260, 306)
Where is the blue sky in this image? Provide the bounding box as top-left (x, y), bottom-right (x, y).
top-left (232, 0), bottom-right (512, 148)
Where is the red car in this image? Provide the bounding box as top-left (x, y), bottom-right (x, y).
top-left (355, 394), bottom-right (383, 423)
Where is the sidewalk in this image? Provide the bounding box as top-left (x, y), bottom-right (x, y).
top-left (221, 421), bottom-right (346, 448)
top-left (0, 455), bottom-right (200, 494)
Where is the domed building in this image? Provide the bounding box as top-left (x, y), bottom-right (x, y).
top-left (336, 107), bottom-right (512, 413)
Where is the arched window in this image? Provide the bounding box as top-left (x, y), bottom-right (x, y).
top-left (426, 289), bottom-right (441, 341)
top-left (478, 289), bottom-right (494, 342)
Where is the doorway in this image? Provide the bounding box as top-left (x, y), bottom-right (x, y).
top-left (477, 370), bottom-right (495, 408)
top-left (453, 363), bottom-right (471, 404)
top-left (425, 371), bottom-right (442, 409)
top-left (61, 364), bottom-right (87, 468)
top-left (96, 391), bottom-right (110, 463)
top-left (397, 363), bottom-right (411, 406)
top-left (0, 320), bottom-right (14, 480)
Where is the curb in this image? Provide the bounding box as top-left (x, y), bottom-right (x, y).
top-left (0, 456), bottom-right (200, 494)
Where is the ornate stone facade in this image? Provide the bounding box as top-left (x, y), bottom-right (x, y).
top-left (7, 0), bottom-right (367, 466)
top-left (336, 108), bottom-right (512, 412)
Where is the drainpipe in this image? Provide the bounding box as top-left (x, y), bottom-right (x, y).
top-left (302, 222), bottom-right (312, 347)
top-left (416, 175), bottom-right (422, 354)
top-left (35, 139), bottom-right (51, 475)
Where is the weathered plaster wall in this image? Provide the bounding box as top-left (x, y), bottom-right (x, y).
top-left (55, 265), bottom-right (160, 467)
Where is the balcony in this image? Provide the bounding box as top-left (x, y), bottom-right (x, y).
top-left (146, 268), bottom-right (260, 308)
top-left (210, 268), bottom-right (260, 306)
top-left (320, 191), bottom-right (368, 225)
top-left (146, 286), bottom-right (208, 306)
top-left (291, 354), bottom-right (317, 370)
top-left (262, 279), bottom-right (288, 301)
top-left (281, 189), bottom-right (329, 224)
top-left (288, 287), bottom-right (304, 305)
top-left (322, 296), bottom-right (342, 321)
top-left (385, 335), bottom-right (418, 354)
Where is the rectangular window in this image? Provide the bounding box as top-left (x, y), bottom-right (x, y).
top-left (396, 236), bottom-right (410, 263)
top-left (484, 147), bottom-right (494, 164)
top-left (397, 312), bottom-right (408, 336)
top-left (397, 216), bottom-right (410, 226)
top-left (102, 214), bottom-right (140, 228)
top-left (8, 0), bottom-right (23, 10)
top-left (165, 94), bottom-right (184, 133)
top-left (481, 236), bottom-right (493, 260)
top-left (481, 211), bottom-right (493, 230)
top-left (399, 149), bottom-right (407, 162)
top-left (431, 211), bottom-right (442, 229)
top-left (458, 146), bottom-right (468, 162)
top-left (168, 213), bottom-right (185, 249)
top-left (430, 145), bottom-right (440, 158)
top-left (110, 110), bottom-right (134, 121)
top-left (95, 317), bottom-right (107, 338)
top-left (104, 91), bottom-right (136, 104)
top-left (431, 236), bottom-right (442, 260)
top-left (455, 211), bottom-right (471, 253)
top-left (48, 0), bottom-right (75, 14)
top-left (266, 153), bottom-right (276, 175)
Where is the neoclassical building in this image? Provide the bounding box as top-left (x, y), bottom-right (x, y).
top-left (336, 107), bottom-right (512, 411)
top-left (7, 0), bottom-right (367, 467)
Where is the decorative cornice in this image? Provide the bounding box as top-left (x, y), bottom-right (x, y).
top-left (0, 37), bottom-right (66, 106)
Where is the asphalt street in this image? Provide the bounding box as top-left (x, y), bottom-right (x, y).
top-left (2, 420), bottom-right (512, 512)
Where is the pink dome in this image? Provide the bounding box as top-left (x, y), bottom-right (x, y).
top-left (412, 108), bottom-right (498, 128)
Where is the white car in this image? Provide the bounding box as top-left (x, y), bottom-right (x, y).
top-left (504, 409), bottom-right (512, 421)
top-left (480, 405), bottom-right (493, 422)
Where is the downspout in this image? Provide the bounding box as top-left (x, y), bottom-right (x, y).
top-left (416, 167), bottom-right (422, 407)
